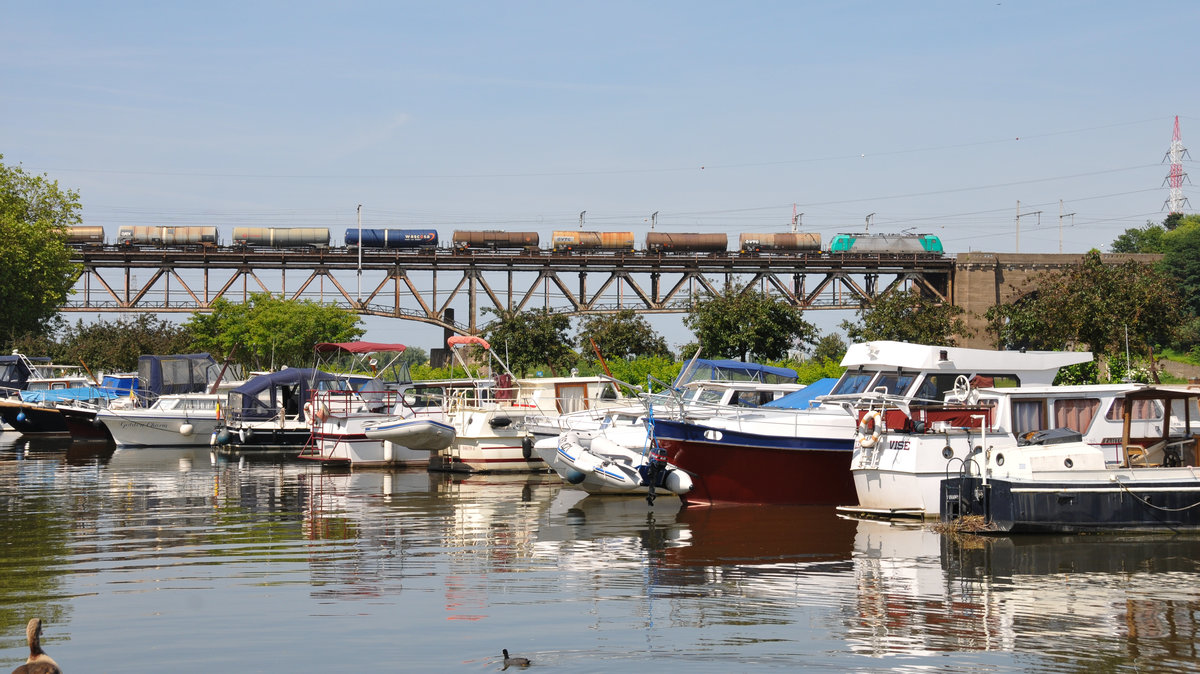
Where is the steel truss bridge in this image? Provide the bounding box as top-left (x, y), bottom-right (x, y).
top-left (65, 247), bottom-right (954, 334)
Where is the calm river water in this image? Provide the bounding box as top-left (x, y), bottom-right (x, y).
top-left (2, 435), bottom-right (1199, 672)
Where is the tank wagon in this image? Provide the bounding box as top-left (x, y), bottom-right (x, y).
top-left (233, 227), bottom-right (330, 247)
top-left (645, 232), bottom-right (728, 254)
top-left (551, 230), bottom-right (636, 253)
top-left (828, 233), bottom-right (943, 255)
top-left (452, 230), bottom-right (539, 251)
top-left (117, 226), bottom-right (219, 247)
top-left (739, 232), bottom-right (821, 254)
top-left (66, 226), bottom-right (106, 245)
top-left (345, 228), bottom-right (438, 249)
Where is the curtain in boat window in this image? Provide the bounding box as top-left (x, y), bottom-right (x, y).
top-left (1054, 398), bottom-right (1100, 433)
top-left (1105, 398), bottom-right (1163, 421)
top-left (556, 383), bottom-right (587, 414)
top-left (1012, 400), bottom-right (1045, 436)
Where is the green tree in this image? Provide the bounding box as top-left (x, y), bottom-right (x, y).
top-left (985, 250), bottom-right (1183, 359)
top-left (1110, 222), bottom-right (1166, 254)
top-left (185, 293), bottom-right (364, 370)
top-left (576, 309), bottom-right (670, 362)
top-left (481, 309), bottom-right (576, 377)
top-left (1156, 214), bottom-right (1200, 315)
top-left (683, 286), bottom-right (816, 361)
top-left (61, 315), bottom-right (194, 373)
top-left (841, 288), bottom-right (970, 346)
top-left (810, 333), bottom-right (848, 364)
top-left (0, 156), bottom-right (82, 342)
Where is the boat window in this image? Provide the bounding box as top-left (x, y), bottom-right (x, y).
top-left (695, 389), bottom-right (725, 404)
top-left (731, 390), bottom-right (774, 407)
top-left (158, 398), bottom-right (180, 410)
top-left (1053, 398), bottom-right (1100, 433)
top-left (1105, 398), bottom-right (1163, 421)
top-left (973, 374), bottom-right (1020, 388)
top-left (1012, 399), bottom-right (1046, 436)
top-left (872, 372), bottom-right (917, 396)
top-left (830, 371), bottom-right (875, 395)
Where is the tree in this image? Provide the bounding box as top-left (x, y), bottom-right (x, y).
top-left (576, 309), bottom-right (670, 362)
top-left (0, 156), bottom-right (82, 342)
top-left (683, 286), bottom-right (816, 361)
top-left (1110, 223), bottom-right (1166, 254)
top-left (481, 309), bottom-right (576, 377)
top-left (185, 293), bottom-right (364, 370)
top-left (810, 333), bottom-right (847, 364)
top-left (1156, 214), bottom-right (1200, 315)
top-left (985, 250), bottom-right (1183, 359)
top-left (61, 315), bottom-right (193, 373)
top-left (841, 288), bottom-right (970, 346)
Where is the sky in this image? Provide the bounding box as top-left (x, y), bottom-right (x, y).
top-left (3, 1), bottom-right (1198, 354)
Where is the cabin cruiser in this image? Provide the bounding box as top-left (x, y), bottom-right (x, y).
top-left (941, 384), bottom-right (1200, 533)
top-left (0, 351), bottom-right (107, 436)
top-left (839, 380), bottom-right (1182, 519)
top-left (97, 353), bottom-right (241, 447)
top-left (651, 341), bottom-right (1093, 506)
top-left (214, 368), bottom-right (349, 451)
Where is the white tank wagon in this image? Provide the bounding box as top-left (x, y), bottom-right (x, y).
top-left (232, 227), bottom-right (331, 247)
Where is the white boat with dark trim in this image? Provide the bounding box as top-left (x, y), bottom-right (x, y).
top-left (941, 384), bottom-right (1200, 533)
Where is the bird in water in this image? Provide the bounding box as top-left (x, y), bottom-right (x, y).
top-left (501, 649), bottom-right (530, 669)
top-left (11, 618), bottom-right (61, 674)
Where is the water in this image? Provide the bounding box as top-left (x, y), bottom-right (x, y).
top-left (2, 436), bottom-right (1199, 672)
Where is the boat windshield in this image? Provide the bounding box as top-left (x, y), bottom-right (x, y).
top-left (871, 372), bottom-right (918, 397)
top-left (830, 371), bottom-right (876, 396)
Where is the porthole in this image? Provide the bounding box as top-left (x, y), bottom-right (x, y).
top-left (941, 445), bottom-right (953, 459)
top-left (1064, 457), bottom-right (1074, 468)
top-left (996, 453), bottom-right (1005, 466)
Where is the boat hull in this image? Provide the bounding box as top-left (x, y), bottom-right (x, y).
top-left (653, 419), bottom-right (856, 505)
top-left (100, 412), bottom-right (220, 448)
top-left (0, 401), bottom-right (69, 436)
top-left (942, 474), bottom-right (1200, 533)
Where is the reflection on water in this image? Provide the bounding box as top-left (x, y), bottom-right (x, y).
top-left (2, 435), bottom-right (1199, 672)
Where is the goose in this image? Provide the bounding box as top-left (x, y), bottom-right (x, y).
top-left (501, 649), bottom-right (530, 669)
top-left (11, 619), bottom-right (61, 674)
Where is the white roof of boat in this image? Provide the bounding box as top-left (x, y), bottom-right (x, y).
top-left (841, 341), bottom-right (1093, 374)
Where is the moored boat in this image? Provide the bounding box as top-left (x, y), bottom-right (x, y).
top-left (941, 384), bottom-right (1200, 533)
top-left (653, 341), bottom-right (1094, 506)
top-left (533, 431), bottom-right (692, 497)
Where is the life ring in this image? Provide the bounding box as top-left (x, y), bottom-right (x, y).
top-left (858, 410), bottom-right (883, 448)
top-left (303, 402), bottom-right (314, 420)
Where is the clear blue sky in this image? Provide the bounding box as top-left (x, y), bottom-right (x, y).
top-left (4, 1), bottom-right (1198, 352)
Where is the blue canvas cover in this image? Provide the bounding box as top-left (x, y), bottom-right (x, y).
top-left (763, 377), bottom-right (839, 409)
top-left (675, 359), bottom-right (798, 386)
top-left (20, 386), bottom-right (119, 403)
top-left (226, 369), bottom-right (347, 421)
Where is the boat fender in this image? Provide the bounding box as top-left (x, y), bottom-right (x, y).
top-left (216, 430), bottom-right (232, 445)
top-left (564, 468), bottom-right (587, 484)
top-left (238, 428), bottom-right (246, 444)
top-left (92, 416), bottom-right (103, 427)
top-left (210, 430), bottom-right (219, 446)
top-left (16, 411), bottom-right (25, 423)
top-left (489, 416), bottom-right (512, 429)
top-left (522, 436), bottom-right (533, 459)
top-left (858, 410), bottom-right (883, 448)
top-left (179, 423), bottom-right (194, 437)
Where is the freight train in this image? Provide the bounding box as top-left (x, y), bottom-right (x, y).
top-left (63, 225), bottom-right (944, 257)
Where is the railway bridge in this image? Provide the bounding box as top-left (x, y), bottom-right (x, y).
top-left (63, 247), bottom-right (1157, 347)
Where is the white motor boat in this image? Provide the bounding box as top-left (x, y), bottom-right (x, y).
top-left (99, 393), bottom-right (225, 448)
top-left (534, 432), bottom-right (692, 497)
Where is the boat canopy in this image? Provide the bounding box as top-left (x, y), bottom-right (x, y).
top-left (313, 342), bottom-right (406, 354)
top-left (137, 353), bottom-right (221, 397)
top-left (676, 359), bottom-right (798, 386)
top-left (0, 354), bottom-right (50, 391)
top-left (225, 368), bottom-right (347, 421)
top-left (763, 377), bottom-right (839, 409)
top-left (448, 335), bottom-right (490, 349)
